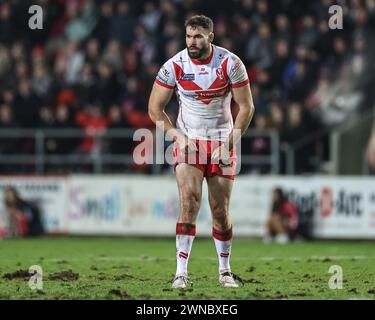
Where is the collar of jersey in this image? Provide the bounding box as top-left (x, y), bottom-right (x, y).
top-left (190, 44), bottom-right (214, 65)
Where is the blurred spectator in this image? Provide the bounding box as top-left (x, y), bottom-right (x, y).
top-left (91, 1), bottom-right (113, 46)
top-left (54, 41), bottom-right (85, 85)
top-left (3, 186), bottom-right (44, 237)
top-left (10, 40), bottom-right (24, 62)
top-left (76, 63), bottom-right (96, 102)
top-left (319, 66), bottom-right (365, 126)
top-left (102, 40), bottom-right (123, 72)
top-left (122, 76), bottom-right (153, 129)
top-left (298, 15), bottom-right (318, 48)
top-left (84, 38), bottom-right (101, 68)
top-left (75, 102), bottom-right (108, 154)
top-left (283, 44), bottom-right (318, 102)
top-left (245, 114), bottom-right (271, 174)
top-left (0, 2), bottom-right (13, 44)
top-left (263, 187), bottom-right (298, 244)
top-left (1, 88), bottom-right (15, 106)
top-left (14, 80), bottom-right (42, 128)
top-left (0, 103), bottom-right (17, 129)
top-left (269, 102), bottom-right (285, 131)
top-left (314, 19), bottom-right (332, 60)
top-left (123, 47), bottom-right (139, 74)
top-left (269, 39), bottom-right (290, 89)
top-left (38, 105), bottom-right (54, 129)
top-left (282, 103), bottom-right (308, 146)
top-left (107, 104), bottom-right (133, 155)
top-left (64, 0), bottom-right (96, 42)
top-left (140, 1), bottom-right (162, 34)
top-left (252, 0), bottom-right (269, 27)
top-left (245, 22), bottom-right (272, 69)
top-left (52, 104), bottom-right (80, 154)
top-left (274, 14), bottom-right (291, 42)
top-left (0, 46), bottom-right (11, 87)
top-left (0, 104), bottom-right (19, 155)
top-left (92, 60), bottom-right (122, 109)
top-left (110, 1), bottom-right (137, 46)
top-left (232, 15), bottom-right (252, 58)
top-left (133, 24), bottom-right (156, 65)
top-left (32, 64), bottom-right (52, 99)
top-left (281, 103), bottom-right (310, 173)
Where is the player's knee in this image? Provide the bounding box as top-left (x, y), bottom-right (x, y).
top-left (211, 202), bottom-right (229, 219)
top-left (213, 215), bottom-right (230, 231)
top-left (212, 208), bottom-right (229, 228)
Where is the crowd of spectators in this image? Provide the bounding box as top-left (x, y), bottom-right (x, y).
top-left (0, 0), bottom-right (374, 173)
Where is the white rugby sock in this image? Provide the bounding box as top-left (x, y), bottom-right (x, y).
top-left (175, 223), bottom-right (196, 276)
top-left (213, 226), bottom-right (233, 273)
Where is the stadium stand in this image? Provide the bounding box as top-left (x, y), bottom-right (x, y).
top-left (0, 0), bottom-right (374, 174)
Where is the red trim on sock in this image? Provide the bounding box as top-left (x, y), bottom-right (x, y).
top-left (178, 252), bottom-right (189, 259)
top-left (213, 226), bottom-right (232, 241)
top-left (176, 223), bottom-right (196, 236)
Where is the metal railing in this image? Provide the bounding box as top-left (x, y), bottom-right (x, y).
top-left (0, 128), bottom-right (280, 174)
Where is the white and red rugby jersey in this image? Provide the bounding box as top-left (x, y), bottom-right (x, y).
top-left (155, 45), bottom-right (249, 141)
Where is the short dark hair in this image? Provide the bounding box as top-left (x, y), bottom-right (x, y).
top-left (184, 15), bottom-right (213, 32)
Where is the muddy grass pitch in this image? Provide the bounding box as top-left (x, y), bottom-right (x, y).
top-left (0, 238), bottom-right (374, 300)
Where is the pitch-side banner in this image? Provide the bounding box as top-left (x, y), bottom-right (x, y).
top-left (234, 176), bottom-right (375, 239)
top-left (66, 176), bottom-right (375, 239)
top-left (66, 176), bottom-right (179, 235)
top-left (0, 176), bottom-right (68, 233)
top-left (1, 175), bottom-right (374, 238)
top-left (66, 175), bottom-right (269, 236)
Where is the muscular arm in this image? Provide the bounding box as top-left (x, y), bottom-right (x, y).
top-left (226, 83), bottom-right (255, 150)
top-left (211, 83), bottom-right (254, 164)
top-left (148, 82), bottom-right (196, 152)
top-left (148, 82), bottom-right (183, 141)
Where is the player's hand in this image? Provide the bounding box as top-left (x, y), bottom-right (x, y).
top-left (211, 144), bottom-right (231, 167)
top-left (176, 135), bottom-right (197, 154)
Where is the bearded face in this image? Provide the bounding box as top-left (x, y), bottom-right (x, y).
top-left (185, 26), bottom-right (213, 60)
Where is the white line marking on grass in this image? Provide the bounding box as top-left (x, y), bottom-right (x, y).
top-left (61, 255), bottom-right (374, 262)
top-left (309, 255), bottom-right (366, 260)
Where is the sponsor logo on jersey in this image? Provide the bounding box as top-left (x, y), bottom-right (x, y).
top-left (194, 86), bottom-right (230, 99)
top-left (230, 59), bottom-right (242, 74)
top-left (198, 67), bottom-right (208, 75)
top-left (179, 73), bottom-right (195, 80)
top-left (180, 86), bottom-right (229, 100)
top-left (161, 66), bottom-right (170, 78)
top-left (157, 66), bottom-right (170, 83)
